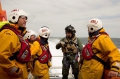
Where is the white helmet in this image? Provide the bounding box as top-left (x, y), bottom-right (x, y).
top-left (24, 30), bottom-right (37, 39)
top-left (39, 26), bottom-right (50, 38)
top-left (87, 18), bottom-right (102, 33)
top-left (8, 9), bottom-right (28, 23)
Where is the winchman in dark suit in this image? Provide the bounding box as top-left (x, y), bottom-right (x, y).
top-left (56, 25), bottom-right (83, 79)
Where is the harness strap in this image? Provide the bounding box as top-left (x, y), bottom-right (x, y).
top-left (0, 25), bottom-right (29, 61)
top-left (99, 32), bottom-right (109, 36)
top-left (1, 25), bottom-right (22, 61)
top-left (65, 37), bottom-right (78, 45)
top-left (93, 55), bottom-right (105, 65)
top-left (33, 58), bottom-right (38, 68)
top-left (92, 32), bottom-right (109, 65)
top-left (1, 25), bottom-right (20, 35)
top-left (92, 32), bottom-right (108, 65)
top-left (9, 51), bottom-right (19, 60)
top-left (81, 32), bottom-right (108, 66)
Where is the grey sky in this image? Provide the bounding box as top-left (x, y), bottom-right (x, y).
top-left (1, 0), bottom-right (120, 38)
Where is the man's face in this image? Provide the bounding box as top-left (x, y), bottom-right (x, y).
top-left (17, 15), bottom-right (27, 27)
top-left (30, 35), bottom-right (36, 41)
top-left (66, 32), bottom-right (72, 38)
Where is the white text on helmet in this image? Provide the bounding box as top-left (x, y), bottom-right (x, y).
top-left (42, 29), bottom-right (48, 32)
top-left (90, 20), bottom-right (98, 24)
top-left (11, 9), bottom-right (19, 12)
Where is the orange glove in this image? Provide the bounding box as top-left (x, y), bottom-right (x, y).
top-left (7, 67), bottom-right (23, 78)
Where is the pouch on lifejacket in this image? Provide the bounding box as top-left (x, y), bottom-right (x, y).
top-left (82, 32), bottom-right (109, 60)
top-left (1, 25), bottom-right (31, 63)
top-left (37, 50), bottom-right (52, 63)
top-left (36, 38), bottom-right (52, 63)
top-left (81, 42), bottom-right (94, 60)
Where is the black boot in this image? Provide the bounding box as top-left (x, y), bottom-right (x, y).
top-left (62, 75), bottom-right (68, 79)
top-left (75, 76), bottom-right (78, 79)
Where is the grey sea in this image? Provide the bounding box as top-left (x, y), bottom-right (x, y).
top-left (49, 37), bottom-right (120, 48)
top-left (80, 37), bottom-right (120, 48)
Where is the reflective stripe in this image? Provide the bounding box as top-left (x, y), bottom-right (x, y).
top-left (9, 67), bottom-right (17, 74)
top-left (111, 66), bottom-right (119, 70)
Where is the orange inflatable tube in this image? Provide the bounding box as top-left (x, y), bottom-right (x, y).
top-left (103, 69), bottom-right (120, 79)
top-left (0, 1), bottom-right (7, 21)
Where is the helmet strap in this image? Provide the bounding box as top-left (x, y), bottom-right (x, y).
top-left (89, 27), bottom-right (103, 38)
top-left (9, 21), bottom-right (18, 24)
top-left (39, 36), bottom-right (48, 45)
top-left (18, 26), bottom-right (26, 34)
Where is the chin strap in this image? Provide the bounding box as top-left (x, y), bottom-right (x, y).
top-left (18, 26), bottom-right (26, 35)
top-left (89, 28), bottom-right (103, 38)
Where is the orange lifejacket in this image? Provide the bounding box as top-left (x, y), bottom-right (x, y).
top-left (1, 25), bottom-right (31, 63)
top-left (82, 32), bottom-right (108, 60)
top-left (36, 38), bottom-right (52, 63)
top-left (81, 39), bottom-right (95, 60)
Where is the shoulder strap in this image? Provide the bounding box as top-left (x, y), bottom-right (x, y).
top-left (72, 37), bottom-right (77, 42)
top-left (62, 37), bottom-right (66, 41)
top-left (90, 31), bottom-right (109, 44)
top-left (93, 55), bottom-right (106, 65)
top-left (35, 37), bottom-right (50, 52)
top-left (63, 37), bottom-right (67, 42)
top-left (91, 32), bottom-right (108, 65)
top-left (35, 38), bottom-right (41, 45)
top-left (1, 25), bottom-right (20, 36)
top-left (90, 32), bottom-right (109, 43)
top-left (2, 25), bottom-right (25, 61)
top-left (99, 32), bottom-right (109, 36)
